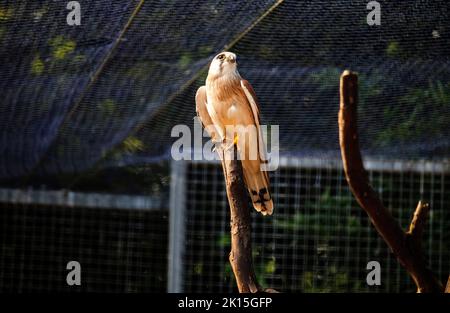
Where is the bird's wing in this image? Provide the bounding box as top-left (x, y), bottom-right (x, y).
top-left (239, 80), bottom-right (273, 215)
top-left (240, 80), bottom-right (261, 124)
top-left (240, 80), bottom-right (268, 163)
top-left (195, 85), bottom-right (218, 142)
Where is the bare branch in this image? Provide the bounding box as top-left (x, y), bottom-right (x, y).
top-left (407, 201), bottom-right (430, 252)
top-left (338, 70), bottom-right (443, 293)
top-left (217, 144), bottom-right (261, 293)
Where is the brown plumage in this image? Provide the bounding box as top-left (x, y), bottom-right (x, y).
top-left (195, 52), bottom-right (273, 215)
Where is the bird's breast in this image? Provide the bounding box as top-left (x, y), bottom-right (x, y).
top-left (227, 102), bottom-right (238, 121)
top-left (206, 78), bottom-right (250, 126)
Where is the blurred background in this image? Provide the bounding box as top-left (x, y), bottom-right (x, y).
top-left (0, 0), bottom-right (449, 292)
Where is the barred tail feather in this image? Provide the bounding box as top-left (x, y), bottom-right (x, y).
top-left (242, 161), bottom-right (273, 215)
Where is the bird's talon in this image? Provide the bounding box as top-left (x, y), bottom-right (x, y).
top-left (233, 134), bottom-right (239, 145)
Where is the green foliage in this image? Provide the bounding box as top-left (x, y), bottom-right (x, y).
top-left (31, 55), bottom-right (44, 75)
top-left (254, 256), bottom-right (269, 288)
top-left (105, 136), bottom-right (145, 161)
top-left (386, 41), bottom-right (401, 57)
top-left (217, 233), bottom-right (230, 247)
top-left (198, 45), bottom-right (214, 55)
top-left (32, 7), bottom-right (48, 22)
top-left (121, 136), bottom-right (145, 154)
top-left (264, 257), bottom-right (276, 274)
top-left (307, 68), bottom-right (340, 91)
top-left (178, 53), bottom-right (192, 70)
top-left (376, 81), bottom-right (450, 144)
top-left (301, 266), bottom-right (362, 293)
top-left (194, 262), bottom-right (203, 275)
top-left (0, 7), bottom-right (12, 21)
top-left (358, 70), bottom-right (386, 107)
top-left (72, 54), bottom-right (87, 64)
top-left (305, 67), bottom-right (387, 108)
top-left (274, 188), bottom-right (358, 235)
top-left (309, 187), bottom-right (352, 209)
top-left (257, 45), bottom-right (277, 60)
top-left (98, 99), bottom-right (116, 116)
top-left (354, 70), bottom-right (450, 147)
top-left (223, 262), bottom-right (234, 283)
top-left (126, 61), bottom-right (159, 80)
top-left (49, 36), bottom-right (76, 60)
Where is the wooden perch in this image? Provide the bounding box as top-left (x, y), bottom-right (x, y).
top-left (338, 70), bottom-right (443, 293)
top-left (217, 143), bottom-right (261, 293)
top-left (217, 143), bottom-right (277, 293)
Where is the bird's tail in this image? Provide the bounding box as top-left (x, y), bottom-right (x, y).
top-left (242, 163), bottom-right (273, 215)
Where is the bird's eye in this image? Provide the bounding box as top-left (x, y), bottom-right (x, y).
top-left (217, 54), bottom-right (225, 60)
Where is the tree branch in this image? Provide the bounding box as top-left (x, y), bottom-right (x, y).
top-left (217, 143), bottom-right (278, 293)
top-left (217, 144), bottom-right (261, 293)
top-left (407, 201), bottom-right (429, 252)
top-left (338, 70), bottom-right (443, 293)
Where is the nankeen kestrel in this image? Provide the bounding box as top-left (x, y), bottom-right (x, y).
top-left (195, 52), bottom-right (273, 215)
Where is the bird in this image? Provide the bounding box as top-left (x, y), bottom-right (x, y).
top-left (195, 51), bottom-right (273, 215)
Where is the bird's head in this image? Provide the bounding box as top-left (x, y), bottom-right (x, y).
top-left (208, 52), bottom-right (239, 79)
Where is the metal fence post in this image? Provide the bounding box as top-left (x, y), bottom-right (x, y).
top-left (168, 160), bottom-right (187, 292)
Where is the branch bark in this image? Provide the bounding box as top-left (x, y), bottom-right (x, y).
top-left (338, 70), bottom-right (443, 293)
top-left (217, 144), bottom-right (261, 293)
top-left (217, 143), bottom-right (278, 293)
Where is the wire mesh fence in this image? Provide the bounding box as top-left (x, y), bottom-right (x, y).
top-left (180, 158), bottom-right (450, 293)
top-left (0, 158), bottom-right (448, 293)
top-left (0, 189), bottom-right (168, 292)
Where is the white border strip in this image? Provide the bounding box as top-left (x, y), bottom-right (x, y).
top-left (0, 188), bottom-right (163, 210)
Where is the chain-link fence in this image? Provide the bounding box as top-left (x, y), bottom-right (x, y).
top-left (176, 158), bottom-right (450, 293)
top-left (0, 188), bottom-right (168, 292)
top-left (0, 158), bottom-right (448, 292)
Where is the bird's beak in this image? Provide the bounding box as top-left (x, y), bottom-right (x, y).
top-left (227, 55), bottom-right (236, 64)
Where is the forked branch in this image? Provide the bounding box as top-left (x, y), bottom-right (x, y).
top-left (338, 70), bottom-right (443, 293)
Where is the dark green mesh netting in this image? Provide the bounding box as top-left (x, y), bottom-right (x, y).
top-left (1, 0), bottom-right (449, 182)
